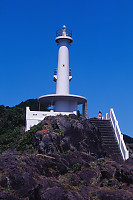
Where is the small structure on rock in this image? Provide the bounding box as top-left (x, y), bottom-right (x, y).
top-left (26, 25), bottom-right (88, 131)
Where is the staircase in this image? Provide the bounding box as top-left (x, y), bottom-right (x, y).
top-left (89, 118), bottom-right (123, 161)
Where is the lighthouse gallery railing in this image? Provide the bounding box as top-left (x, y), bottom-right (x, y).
top-left (54, 68), bottom-right (72, 76)
top-left (56, 29), bottom-right (72, 37)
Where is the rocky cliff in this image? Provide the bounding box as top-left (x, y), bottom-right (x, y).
top-left (0, 115), bottom-right (133, 200)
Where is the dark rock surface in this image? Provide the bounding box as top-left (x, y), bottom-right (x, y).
top-left (0, 115), bottom-right (133, 199)
top-left (0, 151), bottom-right (133, 199)
top-left (33, 115), bottom-right (103, 158)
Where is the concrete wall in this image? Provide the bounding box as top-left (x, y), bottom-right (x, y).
top-left (26, 107), bottom-right (76, 131)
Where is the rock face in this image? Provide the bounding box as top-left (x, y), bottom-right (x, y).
top-left (0, 114), bottom-right (133, 199)
top-left (0, 151), bottom-right (133, 200)
top-left (33, 115), bottom-right (103, 157)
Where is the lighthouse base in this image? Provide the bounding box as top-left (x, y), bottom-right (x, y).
top-left (25, 94), bottom-right (88, 131)
top-left (54, 100), bottom-right (77, 112)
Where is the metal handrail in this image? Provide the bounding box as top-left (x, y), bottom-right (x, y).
top-left (54, 68), bottom-right (57, 75)
top-left (56, 29), bottom-right (72, 37)
top-left (69, 68), bottom-right (71, 76)
top-left (104, 108), bottom-right (129, 160)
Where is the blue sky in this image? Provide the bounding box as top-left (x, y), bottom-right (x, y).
top-left (0, 0), bottom-right (133, 137)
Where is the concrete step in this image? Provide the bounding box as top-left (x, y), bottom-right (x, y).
top-left (103, 141), bottom-right (118, 144)
top-left (90, 119), bottom-right (110, 122)
top-left (102, 138), bottom-right (117, 142)
top-left (103, 144), bottom-right (119, 147)
top-left (89, 118), bottom-right (122, 160)
top-left (101, 134), bottom-right (115, 137)
top-left (90, 119), bottom-right (110, 121)
top-left (102, 140), bottom-right (118, 143)
top-left (100, 131), bottom-right (114, 133)
top-left (98, 126), bottom-right (113, 128)
top-left (100, 130), bottom-right (114, 133)
top-left (103, 140), bottom-right (118, 143)
top-left (101, 135), bottom-right (115, 138)
top-left (101, 134), bottom-right (115, 136)
top-left (91, 122), bottom-right (111, 126)
top-left (103, 148), bottom-right (120, 153)
top-left (98, 127), bottom-right (113, 130)
top-left (103, 143), bottom-right (119, 146)
top-left (90, 122), bottom-right (111, 126)
top-left (101, 137), bottom-right (117, 141)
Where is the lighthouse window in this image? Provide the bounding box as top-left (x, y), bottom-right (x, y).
top-left (62, 64), bottom-right (65, 67)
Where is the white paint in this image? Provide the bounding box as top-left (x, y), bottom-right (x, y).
top-left (56, 38), bottom-right (71, 94)
top-left (53, 74), bottom-right (72, 82)
top-left (38, 94), bottom-right (87, 105)
top-left (54, 26), bottom-right (77, 112)
top-left (103, 108), bottom-right (129, 160)
top-left (26, 107), bottom-right (76, 131)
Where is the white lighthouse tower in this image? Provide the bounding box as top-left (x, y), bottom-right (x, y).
top-left (56, 25), bottom-right (72, 95)
top-left (26, 25), bottom-right (88, 131)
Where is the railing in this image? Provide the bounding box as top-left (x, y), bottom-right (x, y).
top-left (69, 68), bottom-right (71, 76)
top-left (54, 68), bottom-right (72, 76)
top-left (104, 108), bottom-right (129, 160)
top-left (54, 68), bottom-right (57, 75)
top-left (56, 29), bottom-right (72, 37)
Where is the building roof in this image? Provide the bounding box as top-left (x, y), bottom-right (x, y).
top-left (38, 94), bottom-right (87, 105)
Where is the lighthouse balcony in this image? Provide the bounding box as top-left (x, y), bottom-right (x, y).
top-left (53, 68), bottom-right (72, 82)
top-left (55, 26), bottom-right (73, 43)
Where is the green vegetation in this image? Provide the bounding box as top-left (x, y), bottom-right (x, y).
top-left (52, 123), bottom-right (64, 135)
top-left (16, 122), bottom-right (42, 151)
top-left (64, 150), bottom-right (72, 154)
top-left (80, 180), bottom-right (84, 184)
top-left (51, 123), bottom-right (60, 131)
top-left (92, 195), bottom-right (98, 200)
top-left (0, 105), bottom-right (25, 153)
top-left (0, 99), bottom-right (49, 153)
top-left (16, 98), bottom-right (49, 111)
top-left (77, 110), bottom-right (81, 117)
top-left (72, 163), bottom-right (82, 172)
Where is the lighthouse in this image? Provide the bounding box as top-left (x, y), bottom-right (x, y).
top-left (26, 25), bottom-right (88, 131)
top-left (25, 25), bottom-right (129, 161)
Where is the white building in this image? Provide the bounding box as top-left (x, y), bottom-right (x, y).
top-left (26, 25), bottom-right (88, 131)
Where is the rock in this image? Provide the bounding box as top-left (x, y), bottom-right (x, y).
top-left (78, 169), bottom-right (97, 186)
top-left (100, 165), bottom-right (114, 180)
top-left (33, 115), bottom-right (103, 158)
top-left (115, 164), bottom-right (133, 185)
top-left (0, 115), bottom-right (133, 199)
top-left (69, 174), bottom-right (80, 186)
top-left (0, 152), bottom-right (133, 199)
top-left (94, 189), bottom-right (133, 200)
top-left (40, 187), bottom-right (66, 200)
top-left (0, 192), bottom-right (19, 200)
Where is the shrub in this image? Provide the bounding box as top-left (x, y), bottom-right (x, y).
top-left (16, 122), bottom-right (42, 151)
top-left (73, 163), bottom-right (82, 172)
